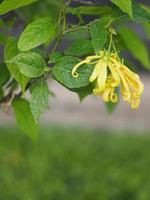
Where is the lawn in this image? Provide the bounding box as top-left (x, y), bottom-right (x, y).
top-left (0, 126), bottom-right (150, 200)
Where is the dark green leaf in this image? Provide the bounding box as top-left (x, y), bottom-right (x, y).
top-left (4, 37), bottom-right (29, 92)
top-left (52, 56), bottom-right (93, 89)
top-left (7, 52), bottom-right (47, 78)
top-left (48, 52), bottom-right (63, 64)
top-left (18, 17), bottom-right (56, 51)
top-left (90, 20), bottom-right (107, 54)
top-left (0, 32), bottom-right (6, 45)
top-left (12, 98), bottom-right (38, 140)
top-left (72, 84), bottom-right (93, 102)
top-left (0, 63), bottom-right (9, 86)
top-left (0, 0), bottom-right (38, 15)
top-left (0, 88), bottom-right (4, 99)
top-left (133, 3), bottom-right (150, 23)
top-left (65, 40), bottom-right (93, 56)
top-left (30, 79), bottom-right (49, 122)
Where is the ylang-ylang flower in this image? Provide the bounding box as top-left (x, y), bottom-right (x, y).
top-left (72, 50), bottom-right (144, 109)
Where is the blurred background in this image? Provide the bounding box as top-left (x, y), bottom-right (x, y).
top-left (0, 0), bottom-right (150, 199)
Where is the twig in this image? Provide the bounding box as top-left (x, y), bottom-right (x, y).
top-left (71, 0), bottom-right (92, 5)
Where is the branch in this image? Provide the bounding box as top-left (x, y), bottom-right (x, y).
top-left (70, 0), bottom-right (92, 5)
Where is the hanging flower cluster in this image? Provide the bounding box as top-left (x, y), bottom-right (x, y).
top-left (72, 50), bottom-right (144, 109)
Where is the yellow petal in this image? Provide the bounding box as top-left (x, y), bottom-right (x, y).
top-left (124, 71), bottom-right (144, 96)
top-left (131, 97), bottom-right (140, 109)
top-left (102, 87), bottom-right (111, 102)
top-left (110, 87), bottom-right (118, 103)
top-left (115, 65), bottom-right (131, 100)
top-left (89, 59), bottom-right (107, 84)
top-left (93, 88), bottom-right (102, 95)
top-left (96, 63), bottom-right (107, 93)
top-left (72, 55), bottom-right (101, 77)
top-left (108, 61), bottom-right (120, 87)
top-left (71, 60), bottom-right (86, 77)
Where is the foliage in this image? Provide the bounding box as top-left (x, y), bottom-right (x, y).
top-left (0, 0), bottom-right (150, 137)
top-left (0, 127), bottom-right (150, 199)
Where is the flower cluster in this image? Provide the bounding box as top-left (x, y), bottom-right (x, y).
top-left (72, 50), bottom-right (144, 109)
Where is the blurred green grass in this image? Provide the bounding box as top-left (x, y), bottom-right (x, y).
top-left (0, 126), bottom-right (150, 200)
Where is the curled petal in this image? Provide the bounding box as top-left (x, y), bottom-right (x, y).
top-left (72, 60), bottom-right (87, 77)
top-left (72, 55), bottom-right (101, 77)
top-left (110, 88), bottom-right (118, 103)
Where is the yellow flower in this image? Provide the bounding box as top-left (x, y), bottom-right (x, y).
top-left (72, 50), bottom-right (120, 93)
top-left (93, 75), bottom-right (119, 103)
top-left (71, 49), bottom-right (144, 109)
top-left (110, 57), bottom-right (144, 109)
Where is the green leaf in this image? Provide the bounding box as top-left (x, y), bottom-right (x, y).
top-left (0, 88), bottom-right (4, 99)
top-left (18, 17), bottom-right (56, 52)
top-left (118, 26), bottom-right (150, 69)
top-left (71, 84), bottom-right (93, 102)
top-left (0, 0), bottom-right (38, 15)
top-left (90, 20), bottom-right (107, 54)
top-left (52, 56), bottom-right (93, 89)
top-left (111, 0), bottom-right (133, 19)
top-left (111, 3), bottom-right (150, 23)
top-left (7, 52), bottom-right (47, 78)
top-left (0, 63), bottom-right (9, 86)
top-left (105, 102), bottom-right (118, 113)
top-left (48, 52), bottom-right (63, 64)
top-left (67, 6), bottom-right (112, 16)
top-left (65, 40), bottom-right (93, 56)
top-left (0, 32), bottom-right (7, 45)
top-left (30, 79), bottom-right (49, 122)
top-left (4, 37), bottom-right (29, 92)
top-left (12, 98), bottom-right (38, 140)
top-left (133, 4), bottom-right (150, 23)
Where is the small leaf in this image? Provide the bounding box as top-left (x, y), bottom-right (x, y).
top-left (7, 52), bottom-right (47, 78)
top-left (118, 26), bottom-right (150, 69)
top-left (90, 19), bottom-right (107, 54)
top-left (67, 6), bottom-right (112, 16)
top-left (48, 52), bottom-right (63, 64)
top-left (0, 63), bottom-right (9, 86)
top-left (30, 79), bottom-right (49, 122)
top-left (12, 98), bottom-right (38, 140)
top-left (65, 40), bottom-right (94, 56)
top-left (0, 0), bottom-right (38, 15)
top-left (18, 17), bottom-right (56, 51)
top-left (52, 56), bottom-right (93, 89)
top-left (105, 102), bottom-right (118, 113)
top-left (111, 0), bottom-right (133, 19)
top-left (4, 37), bottom-right (29, 92)
top-left (72, 84), bottom-right (93, 102)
